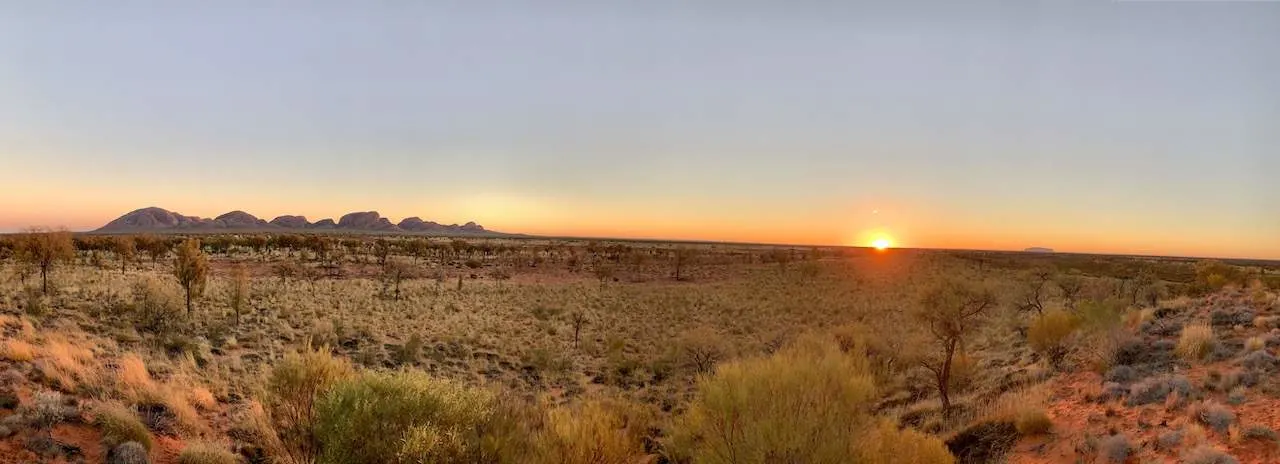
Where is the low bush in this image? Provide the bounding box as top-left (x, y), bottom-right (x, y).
top-left (1192, 401), bottom-right (1236, 433)
top-left (859, 420), bottom-right (956, 464)
top-left (1176, 324), bottom-right (1215, 362)
top-left (1014, 409), bottom-right (1053, 436)
top-left (1242, 425), bottom-right (1279, 442)
top-left (1241, 350), bottom-right (1278, 371)
top-left (1103, 365), bottom-right (1136, 384)
top-left (1126, 375), bottom-right (1194, 406)
top-left (945, 421), bottom-right (1018, 463)
top-left (314, 370), bottom-right (498, 464)
top-left (177, 441), bottom-right (238, 464)
top-left (1027, 309), bottom-right (1079, 369)
top-left (1227, 387), bottom-right (1247, 405)
top-left (539, 398), bottom-right (654, 464)
top-left (1155, 429), bottom-right (1183, 450)
top-left (262, 347), bottom-right (354, 464)
top-left (107, 441), bottom-right (150, 464)
top-left (131, 277), bottom-right (185, 335)
top-left (94, 402), bottom-right (153, 451)
top-left (1182, 446), bottom-right (1240, 464)
top-left (666, 336), bottom-right (909, 463)
top-left (1098, 434), bottom-right (1131, 463)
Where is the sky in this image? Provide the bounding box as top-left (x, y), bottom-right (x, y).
top-left (1, 2), bottom-right (1277, 259)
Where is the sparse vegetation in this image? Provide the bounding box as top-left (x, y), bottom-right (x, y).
top-left (0, 233), bottom-right (1275, 463)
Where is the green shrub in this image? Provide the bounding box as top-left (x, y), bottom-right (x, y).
top-left (859, 421), bottom-right (955, 464)
top-left (263, 347), bottom-right (354, 464)
top-left (539, 398), bottom-right (654, 464)
top-left (1027, 309), bottom-right (1079, 369)
top-left (314, 371), bottom-right (497, 464)
top-left (1076, 298), bottom-right (1126, 330)
top-left (94, 402), bottom-right (153, 451)
top-left (177, 441), bottom-right (238, 464)
top-left (131, 277), bottom-right (185, 334)
top-left (666, 336), bottom-right (888, 463)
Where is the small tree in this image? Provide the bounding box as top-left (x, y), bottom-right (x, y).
top-left (672, 247), bottom-right (696, 281)
top-left (570, 310), bottom-right (587, 349)
top-left (372, 239), bottom-right (391, 266)
top-left (1055, 274), bottom-right (1084, 310)
top-left (913, 280), bottom-right (995, 414)
top-left (136, 234), bottom-right (171, 264)
top-left (16, 227), bottom-right (75, 295)
top-left (229, 262), bottom-right (250, 326)
top-left (593, 263), bottom-right (616, 289)
top-left (173, 238), bottom-right (209, 313)
top-left (677, 327), bottom-right (728, 374)
top-left (1013, 267), bottom-right (1054, 315)
top-left (381, 260), bottom-right (414, 300)
top-left (111, 236), bottom-right (136, 274)
top-left (274, 260), bottom-right (300, 286)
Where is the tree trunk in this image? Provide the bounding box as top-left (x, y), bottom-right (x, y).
top-left (939, 338), bottom-right (957, 415)
top-left (185, 287), bottom-right (193, 314)
top-left (40, 264), bottom-right (49, 295)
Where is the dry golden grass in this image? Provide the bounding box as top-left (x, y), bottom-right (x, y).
top-left (0, 339), bottom-right (35, 362)
top-left (94, 401), bottom-right (155, 451)
top-left (1254, 315), bottom-right (1279, 329)
top-left (979, 385), bottom-right (1053, 436)
top-left (178, 440), bottom-right (239, 464)
top-left (189, 386), bottom-right (217, 411)
top-left (118, 353), bottom-right (156, 396)
top-left (43, 337), bottom-right (93, 373)
top-left (1176, 323), bottom-right (1215, 362)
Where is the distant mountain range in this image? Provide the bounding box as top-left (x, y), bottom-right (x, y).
top-left (93, 207), bottom-right (512, 237)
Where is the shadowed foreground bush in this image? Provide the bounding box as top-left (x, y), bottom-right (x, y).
top-left (666, 336), bottom-right (952, 463)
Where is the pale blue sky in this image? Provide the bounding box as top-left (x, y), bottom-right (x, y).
top-left (2, 2), bottom-right (1277, 258)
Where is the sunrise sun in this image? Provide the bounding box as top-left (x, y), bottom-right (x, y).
top-left (872, 238), bottom-right (893, 251)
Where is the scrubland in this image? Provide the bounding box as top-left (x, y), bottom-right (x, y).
top-left (0, 232), bottom-right (1277, 463)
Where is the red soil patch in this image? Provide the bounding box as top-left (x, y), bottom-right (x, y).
top-left (1008, 366), bottom-right (1280, 464)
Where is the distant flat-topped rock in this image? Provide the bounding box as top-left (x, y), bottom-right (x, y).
top-left (310, 218), bottom-right (337, 229)
top-left (270, 215), bottom-right (310, 228)
top-left (97, 207), bottom-right (210, 231)
top-left (94, 207), bottom-right (505, 236)
top-left (214, 211), bottom-right (272, 229)
top-left (1025, 247), bottom-right (1055, 253)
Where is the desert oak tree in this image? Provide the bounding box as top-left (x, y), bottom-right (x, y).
top-left (913, 279), bottom-right (996, 414)
top-left (173, 238), bottom-right (209, 313)
top-left (16, 227), bottom-right (76, 295)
